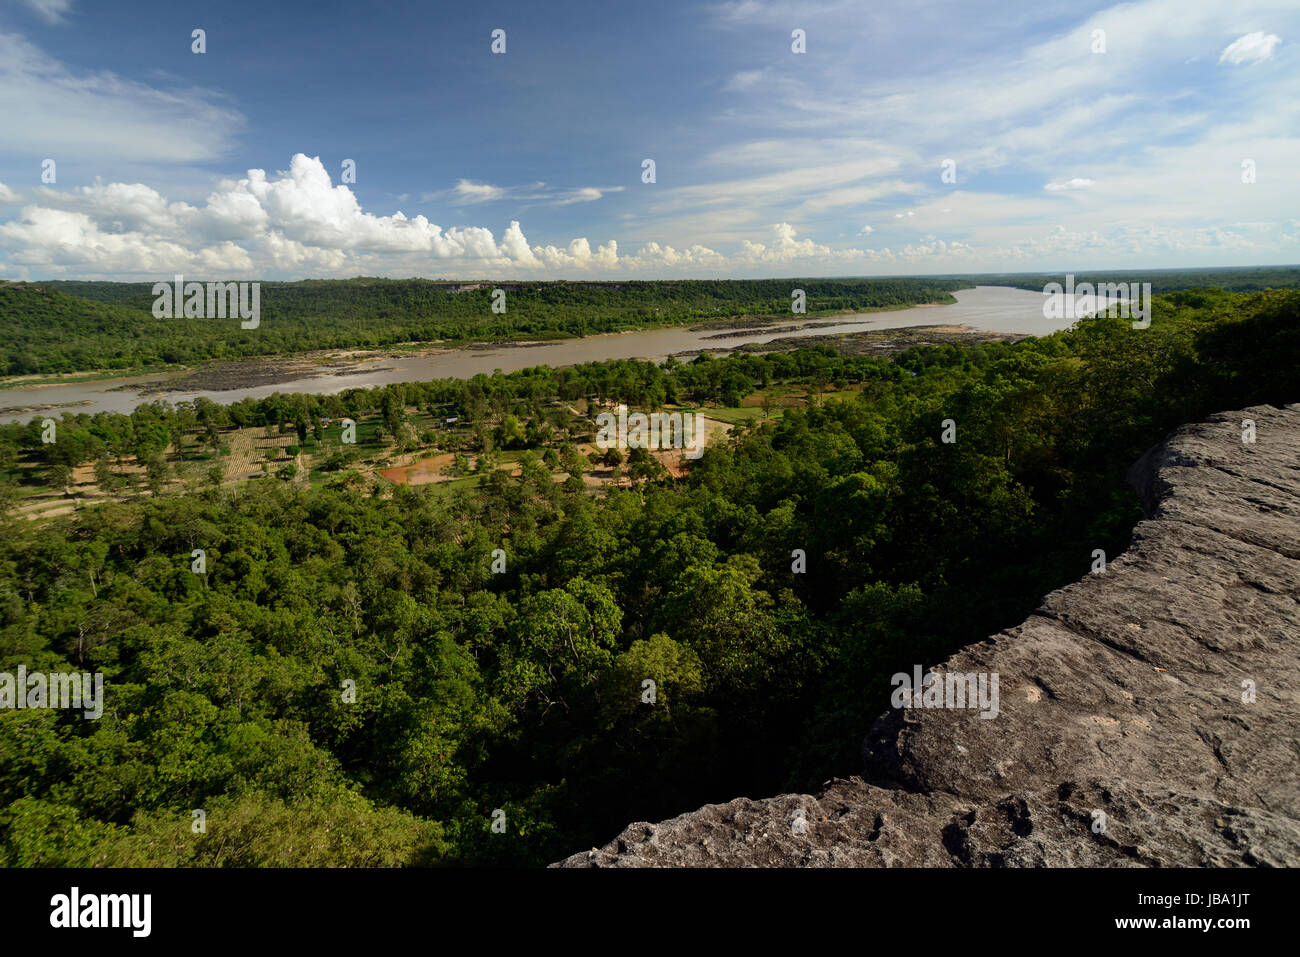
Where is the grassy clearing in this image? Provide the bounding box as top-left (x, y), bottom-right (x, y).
top-left (684, 405), bottom-right (770, 426)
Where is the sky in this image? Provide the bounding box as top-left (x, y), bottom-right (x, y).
top-left (0, 0), bottom-right (1296, 280)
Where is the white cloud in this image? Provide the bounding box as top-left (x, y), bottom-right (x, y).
top-left (0, 206), bottom-right (254, 274)
top-left (1044, 178), bottom-right (1095, 191)
top-left (0, 157), bottom-right (998, 278)
top-left (450, 180), bottom-right (507, 204)
top-left (4, 1), bottom-right (1299, 278)
top-left (499, 220), bottom-right (539, 267)
top-left (18, 0), bottom-right (73, 24)
top-left (32, 181), bottom-right (200, 233)
top-left (631, 242), bottom-right (726, 268)
top-left (667, 0), bottom-right (1298, 270)
top-left (438, 180), bottom-right (622, 207)
top-left (0, 155), bottom-right (522, 276)
top-left (533, 237), bottom-right (620, 270)
top-left (0, 156), bottom-right (644, 277)
top-left (0, 183), bottom-right (20, 205)
top-left (3, 141), bottom-right (1298, 280)
top-left (0, 32), bottom-right (243, 164)
top-left (708, 0), bottom-right (860, 26)
top-left (795, 179), bottom-right (919, 214)
top-left (554, 186), bottom-right (621, 206)
top-left (1219, 31), bottom-right (1282, 65)
top-left (655, 149), bottom-right (906, 214)
top-left (724, 70), bottom-right (766, 91)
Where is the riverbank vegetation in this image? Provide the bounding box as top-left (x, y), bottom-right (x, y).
top-left (0, 277), bottom-right (969, 376)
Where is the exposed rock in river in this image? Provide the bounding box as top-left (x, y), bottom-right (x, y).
top-left (553, 404), bottom-right (1300, 867)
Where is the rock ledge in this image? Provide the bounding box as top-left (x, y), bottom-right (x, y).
top-left (553, 405), bottom-right (1300, 867)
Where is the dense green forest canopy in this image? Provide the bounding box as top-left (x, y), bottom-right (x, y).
top-left (0, 277), bottom-right (968, 376)
top-left (0, 287), bottom-right (1296, 866)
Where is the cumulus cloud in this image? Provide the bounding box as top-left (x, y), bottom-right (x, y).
top-left (0, 159), bottom-right (995, 279)
top-left (0, 183), bottom-right (21, 206)
top-left (0, 155), bottom-right (518, 276)
top-left (5, 151), bottom-right (1289, 280)
top-left (0, 206), bottom-right (255, 274)
top-left (0, 155), bottom-right (644, 277)
top-left (631, 241), bottom-right (725, 268)
top-left (1219, 31), bottom-right (1282, 65)
top-left (499, 220), bottom-right (539, 267)
top-left (533, 236), bottom-right (620, 270)
top-left (31, 181), bottom-right (200, 234)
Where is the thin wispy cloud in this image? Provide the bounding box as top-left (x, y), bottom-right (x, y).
top-left (0, 31), bottom-right (242, 163)
top-left (1045, 178), bottom-right (1095, 191)
top-left (431, 180), bottom-right (624, 207)
top-left (1219, 31), bottom-right (1282, 65)
top-left (723, 69), bottom-right (766, 91)
top-left (17, 0), bottom-right (74, 24)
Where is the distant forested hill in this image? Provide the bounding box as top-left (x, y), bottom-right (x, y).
top-left (0, 284), bottom-right (163, 376)
top-left (943, 264), bottom-right (1300, 293)
top-left (0, 277), bottom-right (969, 375)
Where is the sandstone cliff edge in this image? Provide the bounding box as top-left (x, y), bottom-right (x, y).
top-left (554, 404), bottom-right (1300, 867)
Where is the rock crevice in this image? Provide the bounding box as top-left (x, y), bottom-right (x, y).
top-left (554, 404), bottom-right (1300, 867)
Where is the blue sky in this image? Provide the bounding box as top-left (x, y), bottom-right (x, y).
top-left (0, 0), bottom-right (1296, 279)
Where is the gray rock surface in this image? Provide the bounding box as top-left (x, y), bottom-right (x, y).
top-left (553, 404), bottom-right (1300, 867)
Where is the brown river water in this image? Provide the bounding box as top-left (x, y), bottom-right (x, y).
top-left (1, 285), bottom-right (1064, 423)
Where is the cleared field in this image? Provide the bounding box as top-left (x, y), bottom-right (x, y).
top-left (222, 425), bottom-right (298, 481)
top-left (378, 452), bottom-right (456, 486)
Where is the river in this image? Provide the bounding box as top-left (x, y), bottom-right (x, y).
top-left (1, 285), bottom-right (1064, 423)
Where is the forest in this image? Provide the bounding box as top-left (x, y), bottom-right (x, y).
top-left (0, 286), bottom-right (1296, 866)
top-left (0, 277), bottom-right (968, 376)
top-left (950, 264), bottom-right (1300, 294)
